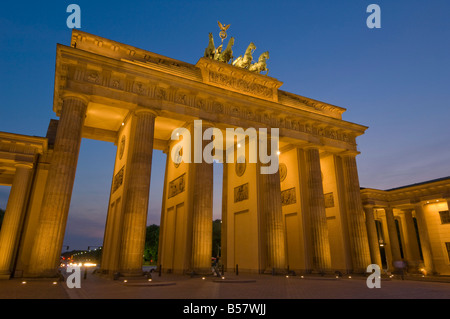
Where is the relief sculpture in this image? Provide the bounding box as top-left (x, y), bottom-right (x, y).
top-left (234, 183), bottom-right (249, 203)
top-left (281, 187), bottom-right (296, 206)
top-left (168, 173), bottom-right (186, 198)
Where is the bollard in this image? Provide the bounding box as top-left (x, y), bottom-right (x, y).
top-left (236, 264), bottom-right (239, 276)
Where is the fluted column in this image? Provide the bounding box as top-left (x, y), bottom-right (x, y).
top-left (191, 123), bottom-right (214, 273)
top-left (384, 207), bottom-right (402, 266)
top-left (303, 147), bottom-right (331, 272)
top-left (119, 109), bottom-right (156, 276)
top-left (403, 209), bottom-right (421, 264)
top-left (259, 157), bottom-right (286, 273)
top-left (157, 148), bottom-right (170, 272)
top-left (341, 155), bottom-right (371, 273)
top-left (363, 205), bottom-right (382, 268)
top-left (414, 202), bottom-right (435, 274)
top-left (221, 162), bottom-right (228, 271)
top-left (26, 96), bottom-right (87, 277)
top-left (0, 163), bottom-right (33, 278)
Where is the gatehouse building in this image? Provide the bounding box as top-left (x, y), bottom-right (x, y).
top-left (0, 30), bottom-right (448, 279)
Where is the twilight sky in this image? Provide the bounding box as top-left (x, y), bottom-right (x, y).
top-left (1, 0), bottom-right (449, 250)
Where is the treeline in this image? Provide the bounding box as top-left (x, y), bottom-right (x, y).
top-left (144, 219), bottom-right (222, 264)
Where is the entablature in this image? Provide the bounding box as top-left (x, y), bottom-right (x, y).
top-left (361, 177), bottom-right (450, 209)
top-left (55, 35), bottom-right (368, 153)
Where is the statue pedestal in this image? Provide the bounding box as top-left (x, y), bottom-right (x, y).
top-left (196, 57), bottom-right (283, 102)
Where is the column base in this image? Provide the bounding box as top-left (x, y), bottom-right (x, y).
top-left (119, 269), bottom-right (144, 277)
top-left (263, 267), bottom-right (288, 275)
top-left (23, 269), bottom-right (60, 278)
top-left (348, 268), bottom-right (367, 274)
top-left (0, 271), bottom-right (11, 280)
top-left (190, 268), bottom-right (213, 276)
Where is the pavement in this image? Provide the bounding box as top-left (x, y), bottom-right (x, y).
top-left (0, 270), bottom-right (449, 300)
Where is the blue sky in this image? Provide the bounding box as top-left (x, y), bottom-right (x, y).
top-left (1, 0), bottom-right (449, 250)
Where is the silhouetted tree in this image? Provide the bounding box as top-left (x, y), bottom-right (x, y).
top-left (144, 224), bottom-right (160, 264)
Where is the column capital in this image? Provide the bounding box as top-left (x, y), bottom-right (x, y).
top-left (362, 201), bottom-right (375, 209)
top-left (182, 118), bottom-right (215, 129)
top-left (61, 93), bottom-right (90, 105)
top-left (199, 120), bottom-right (216, 129)
top-left (134, 107), bottom-right (159, 118)
top-left (339, 150), bottom-right (360, 158)
top-left (298, 143), bottom-right (319, 151)
top-left (15, 162), bottom-right (34, 170)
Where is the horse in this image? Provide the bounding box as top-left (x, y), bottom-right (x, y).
top-left (248, 51), bottom-right (269, 75)
top-left (213, 44), bottom-right (222, 60)
top-left (217, 37), bottom-right (234, 64)
top-left (232, 42), bottom-right (256, 69)
top-left (204, 32), bottom-right (216, 59)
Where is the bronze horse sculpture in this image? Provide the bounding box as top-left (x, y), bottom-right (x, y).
top-left (232, 42), bottom-right (256, 69)
top-left (204, 32), bottom-right (216, 59)
top-left (248, 51), bottom-right (269, 75)
top-left (217, 37), bottom-right (234, 64)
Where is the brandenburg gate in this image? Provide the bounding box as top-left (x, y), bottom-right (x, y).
top-left (0, 29), bottom-right (372, 278)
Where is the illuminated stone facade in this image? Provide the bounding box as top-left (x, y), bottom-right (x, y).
top-left (361, 177), bottom-right (450, 275)
top-left (1, 30), bottom-right (446, 279)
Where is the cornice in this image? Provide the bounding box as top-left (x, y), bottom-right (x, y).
top-left (360, 178), bottom-right (450, 207)
top-left (67, 31), bottom-right (357, 123)
top-left (54, 42), bottom-right (369, 152)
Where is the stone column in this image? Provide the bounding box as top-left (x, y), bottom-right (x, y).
top-left (414, 202), bottom-right (435, 274)
top-left (221, 162), bottom-right (228, 271)
top-left (26, 96), bottom-right (87, 277)
top-left (363, 205), bottom-right (382, 268)
top-left (384, 207), bottom-right (402, 266)
top-left (402, 209), bottom-right (421, 266)
top-left (0, 163), bottom-right (33, 279)
top-left (303, 147), bottom-right (331, 272)
top-left (341, 155), bottom-right (371, 273)
top-left (259, 156), bottom-right (286, 273)
top-left (190, 122), bottom-right (214, 274)
top-left (118, 109), bottom-right (156, 276)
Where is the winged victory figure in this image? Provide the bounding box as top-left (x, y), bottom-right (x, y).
top-left (218, 21), bottom-right (230, 32)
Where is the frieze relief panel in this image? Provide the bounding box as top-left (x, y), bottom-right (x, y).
top-left (208, 71), bottom-right (274, 100)
top-left (324, 192), bottom-right (335, 208)
top-left (168, 173), bottom-right (186, 199)
top-left (112, 166), bottom-right (124, 193)
top-left (281, 187), bottom-right (296, 206)
top-left (234, 183), bottom-right (249, 203)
